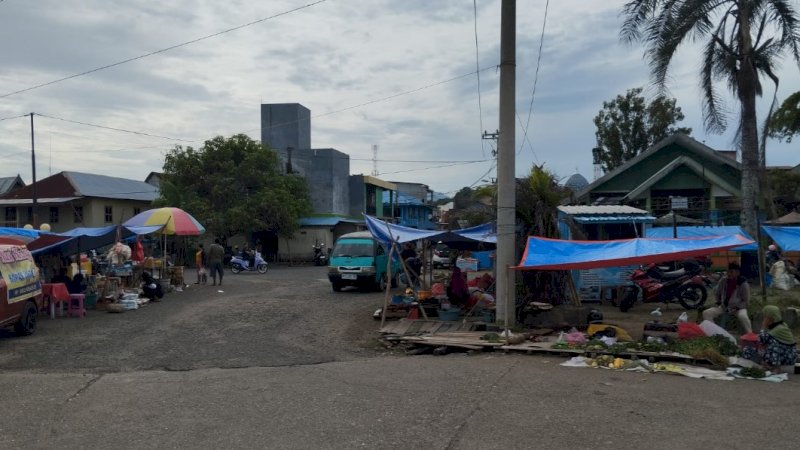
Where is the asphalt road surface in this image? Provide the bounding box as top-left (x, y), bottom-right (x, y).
top-left (1, 266), bottom-right (798, 449)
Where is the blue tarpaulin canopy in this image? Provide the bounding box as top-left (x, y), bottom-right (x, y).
top-left (0, 227), bottom-right (46, 243)
top-left (645, 226), bottom-right (757, 251)
top-left (515, 234), bottom-right (753, 270)
top-left (29, 225), bottom-right (164, 256)
top-left (762, 226), bottom-right (800, 251)
top-left (364, 215), bottom-right (495, 249)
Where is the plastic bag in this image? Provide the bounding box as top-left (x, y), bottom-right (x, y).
top-left (677, 312), bottom-right (689, 324)
top-left (677, 322), bottom-right (705, 339)
top-left (565, 328), bottom-right (587, 345)
top-left (699, 320), bottom-right (736, 344)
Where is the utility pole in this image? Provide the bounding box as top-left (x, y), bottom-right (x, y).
top-left (30, 113), bottom-right (39, 228)
top-left (495, 0), bottom-right (516, 328)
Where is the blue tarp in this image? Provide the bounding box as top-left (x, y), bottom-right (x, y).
top-left (29, 225), bottom-right (164, 256)
top-left (516, 234), bottom-right (753, 270)
top-left (364, 215), bottom-right (495, 249)
top-left (0, 227), bottom-right (46, 243)
top-left (646, 226), bottom-right (757, 251)
top-left (762, 226), bottom-right (800, 251)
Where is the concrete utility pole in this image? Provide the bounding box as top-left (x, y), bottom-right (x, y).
top-left (30, 112), bottom-right (39, 228)
top-left (495, 0), bottom-right (516, 327)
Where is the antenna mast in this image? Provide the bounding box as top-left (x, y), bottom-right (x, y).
top-left (371, 144), bottom-right (379, 176)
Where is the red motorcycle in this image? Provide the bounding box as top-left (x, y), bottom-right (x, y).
top-left (618, 259), bottom-right (709, 312)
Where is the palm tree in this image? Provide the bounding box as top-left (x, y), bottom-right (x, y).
top-left (620, 0), bottom-right (800, 235)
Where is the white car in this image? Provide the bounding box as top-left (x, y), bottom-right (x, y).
top-left (432, 249), bottom-right (451, 268)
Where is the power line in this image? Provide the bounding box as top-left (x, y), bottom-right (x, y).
top-left (0, 0), bottom-right (328, 99)
top-left (518, 0), bottom-right (549, 158)
top-left (472, 0), bottom-right (486, 158)
top-left (378, 160), bottom-right (484, 175)
top-left (0, 114), bottom-right (26, 122)
top-left (311, 66), bottom-right (497, 121)
top-left (35, 113), bottom-right (191, 142)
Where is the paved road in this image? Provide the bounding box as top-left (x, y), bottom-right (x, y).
top-left (1, 266), bottom-right (798, 449)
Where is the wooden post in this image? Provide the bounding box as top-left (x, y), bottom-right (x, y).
top-left (380, 244), bottom-right (395, 328)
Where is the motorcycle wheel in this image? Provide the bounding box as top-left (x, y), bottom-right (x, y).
top-left (678, 283), bottom-right (707, 310)
top-left (257, 263), bottom-right (268, 274)
top-left (231, 263), bottom-right (242, 274)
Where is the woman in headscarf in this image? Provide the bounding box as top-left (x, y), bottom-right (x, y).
top-left (743, 305), bottom-right (797, 372)
top-left (447, 266), bottom-right (469, 306)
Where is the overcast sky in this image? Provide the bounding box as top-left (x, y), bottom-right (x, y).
top-left (1, 0), bottom-right (798, 196)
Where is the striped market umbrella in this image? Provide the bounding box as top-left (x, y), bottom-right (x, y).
top-left (123, 207), bottom-right (205, 236)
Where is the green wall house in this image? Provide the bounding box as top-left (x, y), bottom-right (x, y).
top-left (574, 133), bottom-right (744, 225)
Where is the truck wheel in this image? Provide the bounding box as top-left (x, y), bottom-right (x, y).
top-left (14, 301), bottom-right (37, 336)
top-left (331, 282), bottom-right (342, 292)
top-left (376, 274), bottom-right (388, 292)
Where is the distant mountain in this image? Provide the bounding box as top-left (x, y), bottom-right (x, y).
top-left (432, 191), bottom-right (449, 201)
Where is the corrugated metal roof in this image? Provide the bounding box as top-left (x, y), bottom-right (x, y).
top-left (558, 205), bottom-right (650, 215)
top-left (0, 176), bottom-right (22, 195)
top-left (299, 217), bottom-right (364, 227)
top-left (0, 197), bottom-right (80, 205)
top-left (64, 171), bottom-right (158, 201)
top-left (573, 215), bottom-right (656, 224)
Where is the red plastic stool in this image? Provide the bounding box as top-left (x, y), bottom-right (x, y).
top-left (67, 294), bottom-right (86, 318)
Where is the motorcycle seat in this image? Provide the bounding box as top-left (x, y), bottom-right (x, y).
top-left (659, 268), bottom-right (686, 279)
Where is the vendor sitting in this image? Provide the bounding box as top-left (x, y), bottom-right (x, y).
top-left (51, 267), bottom-right (71, 285)
top-left (742, 305), bottom-right (797, 373)
top-left (702, 262), bottom-right (752, 333)
top-left (446, 267), bottom-right (469, 306)
top-left (67, 273), bottom-right (86, 294)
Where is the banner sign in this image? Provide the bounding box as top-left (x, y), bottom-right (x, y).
top-left (0, 244), bottom-right (42, 304)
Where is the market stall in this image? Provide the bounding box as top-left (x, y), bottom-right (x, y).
top-left (363, 215), bottom-right (496, 326)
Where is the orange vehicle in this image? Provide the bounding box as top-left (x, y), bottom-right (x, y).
top-left (0, 238), bottom-right (43, 336)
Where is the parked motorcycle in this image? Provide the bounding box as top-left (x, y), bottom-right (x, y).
top-left (618, 259), bottom-right (709, 312)
top-left (230, 252), bottom-right (268, 274)
top-left (313, 243), bottom-right (327, 266)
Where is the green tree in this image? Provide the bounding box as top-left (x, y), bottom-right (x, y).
top-left (621, 0), bottom-right (800, 236)
top-left (768, 91), bottom-right (800, 142)
top-left (160, 134), bottom-right (312, 240)
top-left (452, 187), bottom-right (474, 210)
top-left (594, 87), bottom-right (691, 172)
top-left (768, 168), bottom-right (800, 215)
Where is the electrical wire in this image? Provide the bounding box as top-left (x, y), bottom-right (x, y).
top-left (0, 114), bottom-right (26, 122)
top-left (472, 0), bottom-right (486, 158)
top-left (35, 113), bottom-right (191, 142)
top-left (518, 0), bottom-right (549, 158)
top-left (378, 160), bottom-right (485, 175)
top-left (0, 0), bottom-right (328, 99)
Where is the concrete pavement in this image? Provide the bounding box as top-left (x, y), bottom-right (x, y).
top-left (2, 354), bottom-right (796, 449)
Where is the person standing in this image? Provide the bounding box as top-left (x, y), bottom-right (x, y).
top-left (702, 262), bottom-right (753, 333)
top-left (195, 244), bottom-right (207, 284)
top-left (207, 239), bottom-right (225, 286)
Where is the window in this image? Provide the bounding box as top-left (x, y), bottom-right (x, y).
top-left (104, 206), bottom-right (113, 223)
top-left (73, 206), bottom-right (83, 223)
top-left (4, 207), bottom-right (16, 226)
top-left (133, 207), bottom-right (141, 216)
top-left (49, 207), bottom-right (59, 223)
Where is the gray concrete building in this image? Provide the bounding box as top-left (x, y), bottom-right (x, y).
top-left (286, 148), bottom-right (350, 216)
top-left (261, 103), bottom-right (350, 216)
top-left (261, 103), bottom-right (311, 152)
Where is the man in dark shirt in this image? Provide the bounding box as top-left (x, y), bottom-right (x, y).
top-left (207, 239), bottom-right (225, 286)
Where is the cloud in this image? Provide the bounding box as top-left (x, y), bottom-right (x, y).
top-left (0, 0), bottom-right (797, 194)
